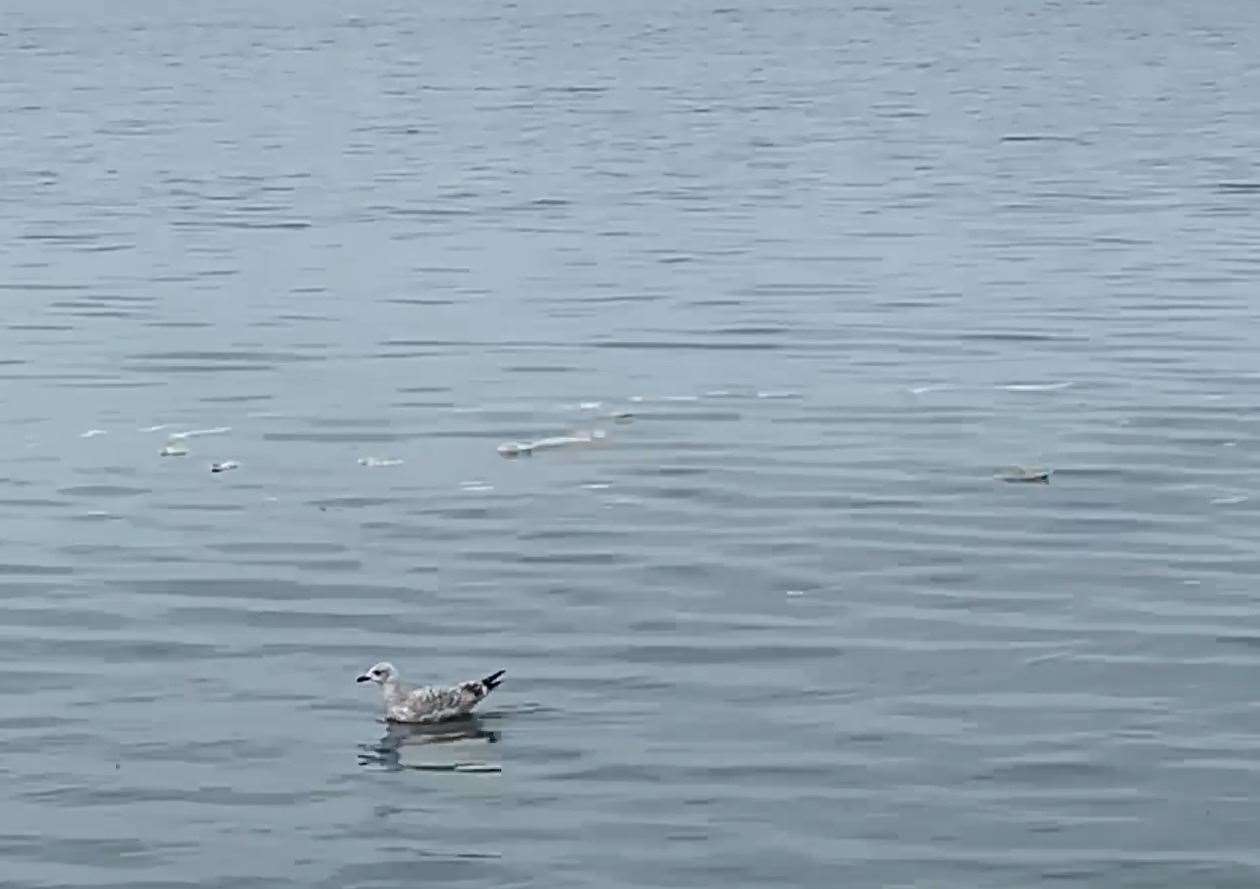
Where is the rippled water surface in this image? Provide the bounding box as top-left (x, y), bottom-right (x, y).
top-left (4, 1), bottom-right (1260, 886)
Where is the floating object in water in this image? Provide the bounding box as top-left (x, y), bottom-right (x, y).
top-left (498, 429), bottom-right (607, 458)
top-left (210, 460), bottom-right (239, 473)
top-left (356, 661), bottom-right (506, 724)
top-left (610, 411), bottom-right (634, 423)
top-left (995, 465), bottom-right (1051, 483)
top-left (358, 456), bottom-right (404, 468)
top-left (160, 437), bottom-right (189, 457)
top-left (80, 429), bottom-right (106, 438)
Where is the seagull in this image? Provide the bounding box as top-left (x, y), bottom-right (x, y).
top-left (356, 661), bottom-right (506, 724)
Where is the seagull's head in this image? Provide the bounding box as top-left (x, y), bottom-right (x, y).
top-left (356, 662), bottom-right (397, 685)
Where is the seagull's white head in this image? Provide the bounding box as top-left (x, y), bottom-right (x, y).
top-left (356, 662), bottom-right (397, 685)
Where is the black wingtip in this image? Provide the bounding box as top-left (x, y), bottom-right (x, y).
top-left (482, 669), bottom-right (506, 690)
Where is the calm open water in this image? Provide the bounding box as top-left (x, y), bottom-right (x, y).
top-left (4, 1), bottom-right (1260, 886)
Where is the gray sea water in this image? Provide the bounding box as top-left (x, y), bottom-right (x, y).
top-left (4, 1), bottom-right (1260, 886)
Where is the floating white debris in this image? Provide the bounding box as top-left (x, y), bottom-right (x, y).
top-left (995, 465), bottom-right (1051, 483)
top-left (460, 481), bottom-right (494, 492)
top-left (139, 424), bottom-right (172, 432)
top-left (210, 460), bottom-right (239, 473)
top-left (358, 457), bottom-right (404, 468)
top-left (756, 390), bottom-right (799, 400)
top-left (160, 437), bottom-right (189, 457)
top-left (581, 482), bottom-right (612, 490)
top-left (579, 401), bottom-right (603, 411)
top-left (1210, 495), bottom-right (1247, 505)
top-left (80, 429), bottom-right (107, 438)
top-left (785, 589), bottom-right (806, 598)
top-left (498, 429), bottom-right (607, 458)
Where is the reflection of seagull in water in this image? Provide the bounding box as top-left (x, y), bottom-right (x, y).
top-left (358, 717), bottom-right (501, 771)
top-left (356, 661), bottom-right (506, 724)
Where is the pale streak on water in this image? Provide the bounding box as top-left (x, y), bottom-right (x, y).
top-left (2, 1), bottom-right (1260, 886)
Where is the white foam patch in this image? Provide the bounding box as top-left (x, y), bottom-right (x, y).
top-left (358, 457), bottom-right (403, 468)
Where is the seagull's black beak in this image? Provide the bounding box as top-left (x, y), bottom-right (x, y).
top-left (356, 674), bottom-right (371, 683)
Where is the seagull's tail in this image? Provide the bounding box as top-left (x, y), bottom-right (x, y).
top-left (481, 669), bottom-right (506, 692)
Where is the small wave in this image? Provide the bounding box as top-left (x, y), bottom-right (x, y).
top-left (170, 426), bottom-right (231, 439)
top-left (499, 429), bottom-right (607, 457)
top-left (1000, 382), bottom-right (1074, 392)
top-left (630, 394), bottom-right (699, 403)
